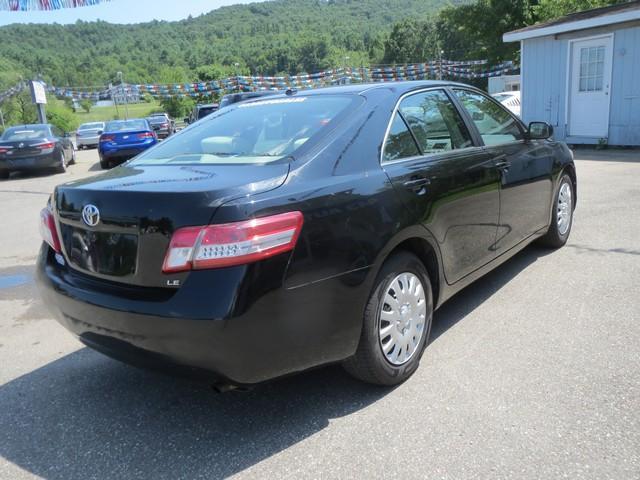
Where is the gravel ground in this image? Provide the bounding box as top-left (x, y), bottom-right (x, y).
top-left (0, 147), bottom-right (638, 479)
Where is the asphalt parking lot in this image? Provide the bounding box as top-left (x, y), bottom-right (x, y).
top-left (0, 148), bottom-right (638, 479)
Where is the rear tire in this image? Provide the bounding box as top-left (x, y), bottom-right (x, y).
top-left (69, 148), bottom-right (76, 165)
top-left (538, 173), bottom-right (574, 248)
top-left (343, 251), bottom-right (433, 386)
top-left (56, 151), bottom-right (67, 173)
top-left (99, 157), bottom-right (110, 169)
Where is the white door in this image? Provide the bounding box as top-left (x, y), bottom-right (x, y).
top-left (568, 35), bottom-right (613, 137)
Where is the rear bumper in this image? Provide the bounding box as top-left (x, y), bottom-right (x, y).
top-left (36, 245), bottom-right (368, 384)
top-left (152, 128), bottom-right (171, 138)
top-left (77, 136), bottom-right (100, 147)
top-left (0, 153), bottom-right (57, 171)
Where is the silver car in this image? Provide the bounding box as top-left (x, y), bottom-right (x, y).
top-left (76, 122), bottom-right (105, 149)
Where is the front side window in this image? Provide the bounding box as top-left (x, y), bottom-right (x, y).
top-left (454, 89), bottom-right (523, 146)
top-left (383, 113), bottom-right (420, 162)
top-left (398, 90), bottom-right (473, 154)
top-left (131, 95), bottom-right (358, 165)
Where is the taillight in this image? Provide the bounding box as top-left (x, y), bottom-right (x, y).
top-left (39, 207), bottom-right (62, 253)
top-left (0, 146), bottom-right (12, 154)
top-left (100, 134), bottom-right (115, 142)
top-left (161, 123), bottom-right (169, 128)
top-left (163, 211), bottom-right (304, 273)
top-left (137, 132), bottom-right (155, 140)
top-left (34, 141), bottom-right (56, 150)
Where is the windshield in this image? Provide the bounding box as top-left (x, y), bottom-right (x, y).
top-left (105, 119), bottom-right (149, 132)
top-left (492, 94), bottom-right (512, 102)
top-left (131, 95), bottom-right (356, 165)
top-left (197, 106), bottom-right (218, 119)
top-left (79, 122), bottom-right (104, 131)
top-left (1, 125), bottom-right (49, 141)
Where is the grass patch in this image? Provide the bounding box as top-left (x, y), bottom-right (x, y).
top-left (49, 98), bottom-right (163, 124)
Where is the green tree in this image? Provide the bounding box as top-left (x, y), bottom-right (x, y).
top-left (159, 96), bottom-right (195, 119)
top-left (534, 0), bottom-right (626, 21)
top-left (382, 18), bottom-right (441, 64)
top-left (79, 99), bottom-right (92, 113)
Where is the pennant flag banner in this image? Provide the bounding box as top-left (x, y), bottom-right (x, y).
top-left (0, 59), bottom-right (518, 103)
top-left (0, 0), bottom-right (111, 11)
top-left (0, 82), bottom-right (25, 102)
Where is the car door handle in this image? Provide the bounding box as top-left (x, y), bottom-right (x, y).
top-left (403, 176), bottom-right (430, 194)
top-left (494, 155), bottom-right (511, 169)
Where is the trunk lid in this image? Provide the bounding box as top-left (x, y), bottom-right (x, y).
top-left (53, 163), bottom-right (289, 287)
top-left (0, 139), bottom-right (55, 159)
top-left (102, 129), bottom-right (154, 148)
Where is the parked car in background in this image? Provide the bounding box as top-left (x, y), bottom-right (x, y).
top-left (492, 91), bottom-right (521, 117)
top-left (75, 122), bottom-right (105, 149)
top-left (38, 81), bottom-right (575, 388)
top-left (185, 103), bottom-right (219, 124)
top-left (0, 123), bottom-right (75, 179)
top-left (98, 118), bottom-right (157, 169)
top-left (146, 113), bottom-right (175, 139)
top-left (219, 90), bottom-right (280, 109)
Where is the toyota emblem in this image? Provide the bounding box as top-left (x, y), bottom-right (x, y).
top-left (82, 204), bottom-right (100, 227)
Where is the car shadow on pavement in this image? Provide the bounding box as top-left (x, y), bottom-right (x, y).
top-left (0, 349), bottom-right (391, 479)
top-left (0, 245), bottom-right (554, 480)
top-left (431, 245), bottom-right (554, 342)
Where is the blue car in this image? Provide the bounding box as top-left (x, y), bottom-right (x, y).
top-left (98, 119), bottom-right (157, 169)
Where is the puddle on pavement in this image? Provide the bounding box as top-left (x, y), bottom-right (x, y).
top-left (0, 274), bottom-right (30, 289)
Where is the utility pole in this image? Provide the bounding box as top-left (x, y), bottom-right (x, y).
top-left (117, 71), bottom-right (129, 120)
top-left (0, 108), bottom-right (4, 129)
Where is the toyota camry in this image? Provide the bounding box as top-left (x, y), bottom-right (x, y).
top-left (37, 81), bottom-right (576, 387)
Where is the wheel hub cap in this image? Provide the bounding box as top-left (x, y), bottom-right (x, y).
top-left (557, 182), bottom-right (572, 235)
top-left (379, 272), bottom-right (427, 366)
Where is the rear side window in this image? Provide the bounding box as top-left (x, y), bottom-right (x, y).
top-left (383, 113), bottom-right (420, 162)
top-left (398, 90), bottom-right (473, 154)
top-left (454, 89), bottom-right (523, 146)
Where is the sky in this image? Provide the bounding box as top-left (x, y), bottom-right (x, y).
top-left (0, 0), bottom-right (256, 26)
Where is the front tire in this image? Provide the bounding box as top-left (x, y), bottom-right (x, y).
top-left (538, 173), bottom-right (574, 248)
top-left (0, 169), bottom-right (9, 180)
top-left (343, 251), bottom-right (433, 386)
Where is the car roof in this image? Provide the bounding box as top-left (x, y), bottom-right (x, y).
top-left (284, 80), bottom-right (470, 96)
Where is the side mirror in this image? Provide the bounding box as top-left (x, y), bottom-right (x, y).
top-left (528, 121), bottom-right (553, 140)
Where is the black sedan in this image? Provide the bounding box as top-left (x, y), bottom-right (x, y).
top-left (0, 124), bottom-right (75, 179)
top-left (37, 81), bottom-right (576, 387)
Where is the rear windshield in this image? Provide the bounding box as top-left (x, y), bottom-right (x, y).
top-left (148, 116), bottom-right (168, 124)
top-left (105, 119), bottom-right (148, 132)
top-left (1, 125), bottom-right (49, 141)
top-left (131, 95), bottom-right (357, 165)
top-left (79, 122), bottom-right (104, 131)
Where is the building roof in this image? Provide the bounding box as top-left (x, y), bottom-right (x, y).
top-left (504, 0), bottom-right (640, 42)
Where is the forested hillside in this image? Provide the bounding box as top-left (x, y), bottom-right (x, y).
top-left (0, 0), bottom-right (466, 88)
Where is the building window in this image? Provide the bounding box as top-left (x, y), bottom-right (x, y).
top-left (579, 46), bottom-right (605, 92)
